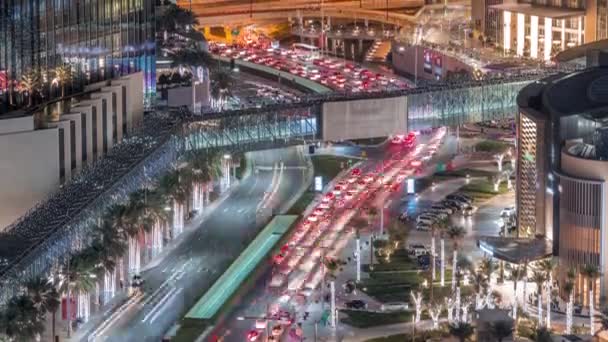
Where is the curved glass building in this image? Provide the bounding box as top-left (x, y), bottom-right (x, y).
top-left (517, 54), bottom-right (608, 306)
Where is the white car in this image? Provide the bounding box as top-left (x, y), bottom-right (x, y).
top-left (416, 215), bottom-right (435, 225)
top-left (431, 205), bottom-right (453, 215)
top-left (380, 302), bottom-right (409, 312)
top-left (500, 206), bottom-right (516, 217)
top-left (416, 222), bottom-right (431, 231)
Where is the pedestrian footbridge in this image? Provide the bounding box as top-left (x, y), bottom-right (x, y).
top-left (0, 71), bottom-right (552, 303)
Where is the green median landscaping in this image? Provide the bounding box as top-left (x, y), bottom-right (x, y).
top-left (172, 215), bottom-right (297, 341)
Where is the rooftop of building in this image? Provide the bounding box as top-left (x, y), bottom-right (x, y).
top-left (488, 3), bottom-right (585, 19)
top-left (517, 54), bottom-right (608, 120)
top-left (477, 236), bottom-right (553, 264)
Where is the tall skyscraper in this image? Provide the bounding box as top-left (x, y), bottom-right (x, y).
top-left (0, 0), bottom-right (156, 110)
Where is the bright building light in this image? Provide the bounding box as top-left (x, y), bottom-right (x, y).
top-left (517, 13), bottom-right (525, 56)
top-left (530, 16), bottom-right (539, 59)
top-left (503, 11), bottom-right (511, 52)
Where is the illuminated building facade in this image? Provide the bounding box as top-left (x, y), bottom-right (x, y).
top-left (0, 0), bottom-right (156, 109)
top-left (473, 0), bottom-right (608, 61)
top-left (516, 55), bottom-right (608, 305)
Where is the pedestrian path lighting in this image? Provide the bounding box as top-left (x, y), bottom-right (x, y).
top-left (411, 291), bottom-right (423, 323)
top-left (429, 304), bottom-right (442, 329)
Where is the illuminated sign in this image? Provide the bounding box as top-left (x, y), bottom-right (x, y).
top-left (314, 176), bottom-right (323, 191)
top-left (407, 178), bottom-right (415, 194)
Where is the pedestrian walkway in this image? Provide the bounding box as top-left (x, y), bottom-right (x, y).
top-left (50, 180), bottom-right (239, 342)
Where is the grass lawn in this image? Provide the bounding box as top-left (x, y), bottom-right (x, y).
top-left (434, 168), bottom-right (496, 179)
top-left (310, 155), bottom-right (353, 187)
top-left (460, 179), bottom-right (510, 204)
top-left (340, 309), bottom-right (412, 328)
top-left (365, 330), bottom-right (450, 342)
top-left (348, 137), bottom-right (387, 146)
top-left (286, 155), bottom-right (351, 215)
top-left (286, 191), bottom-right (316, 215)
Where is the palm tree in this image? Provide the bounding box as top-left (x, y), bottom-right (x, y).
top-left (435, 217), bottom-right (449, 287)
top-left (564, 268), bottom-right (576, 334)
top-left (431, 217), bottom-right (448, 284)
top-left (18, 70), bottom-right (42, 107)
top-left (581, 264), bottom-right (601, 335)
top-left (531, 270), bottom-right (547, 325)
top-left (52, 64), bottom-right (72, 98)
top-left (509, 265), bottom-right (525, 321)
top-left (170, 47), bottom-right (213, 110)
top-left (448, 322), bottom-right (474, 342)
top-left (490, 320), bottom-right (514, 342)
top-left (532, 326), bottom-right (552, 342)
top-left (0, 295), bottom-right (45, 342)
top-left (186, 149), bottom-right (223, 209)
top-left (538, 258), bottom-right (556, 327)
top-left (471, 269), bottom-right (487, 309)
top-left (479, 257), bottom-right (496, 286)
top-left (26, 277), bottom-right (60, 341)
top-left (210, 68), bottom-right (235, 109)
top-left (447, 226), bottom-right (466, 291)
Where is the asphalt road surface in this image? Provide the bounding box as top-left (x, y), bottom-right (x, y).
top-left (84, 146), bottom-right (309, 341)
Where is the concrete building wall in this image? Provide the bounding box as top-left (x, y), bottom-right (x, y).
top-left (558, 151), bottom-right (608, 306)
top-left (48, 120), bottom-right (73, 181)
top-left (322, 96), bottom-right (408, 141)
top-left (0, 116), bottom-right (35, 135)
top-left (112, 71), bottom-right (144, 130)
top-left (61, 113), bottom-right (83, 172)
top-left (75, 99), bottom-right (105, 160)
top-left (0, 128), bottom-right (59, 229)
top-left (391, 44), bottom-right (474, 82)
top-left (102, 85), bottom-right (126, 141)
top-left (91, 91), bottom-right (116, 150)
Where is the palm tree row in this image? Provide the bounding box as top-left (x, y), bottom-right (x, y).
top-left (14, 65), bottom-right (73, 108)
top-left (0, 149), bottom-right (224, 340)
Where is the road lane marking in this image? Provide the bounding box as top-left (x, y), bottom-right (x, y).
top-left (149, 288), bottom-right (184, 324)
top-left (142, 287), bottom-right (178, 323)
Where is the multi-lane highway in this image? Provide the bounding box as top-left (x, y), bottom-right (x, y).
top-left (82, 147), bottom-right (310, 341)
top-left (209, 42), bottom-right (410, 93)
top-left (218, 132), bottom-right (445, 341)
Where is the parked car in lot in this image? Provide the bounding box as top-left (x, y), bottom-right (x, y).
top-left (416, 222), bottom-right (432, 231)
top-left (441, 200), bottom-right (461, 211)
top-left (463, 205), bottom-right (476, 216)
top-left (345, 300), bottom-right (367, 309)
top-left (446, 193), bottom-right (472, 205)
top-left (380, 302), bottom-right (409, 312)
top-left (416, 215), bottom-right (435, 225)
top-left (408, 244), bottom-right (428, 256)
top-left (431, 204), bottom-right (453, 215)
top-left (425, 210), bottom-right (447, 220)
top-left (444, 199), bottom-right (467, 210)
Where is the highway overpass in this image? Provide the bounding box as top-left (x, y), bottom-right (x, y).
top-left (183, 0), bottom-right (468, 27)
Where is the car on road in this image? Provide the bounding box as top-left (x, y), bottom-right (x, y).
top-left (345, 300), bottom-right (367, 310)
top-left (248, 329), bottom-right (261, 341)
top-left (501, 206), bottom-right (516, 217)
top-left (380, 302), bottom-right (409, 312)
top-left (255, 319), bottom-right (267, 330)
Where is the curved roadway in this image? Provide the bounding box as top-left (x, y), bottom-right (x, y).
top-left (83, 147), bottom-right (310, 341)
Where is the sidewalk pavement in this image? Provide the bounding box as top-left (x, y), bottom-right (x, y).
top-left (61, 179), bottom-right (241, 342)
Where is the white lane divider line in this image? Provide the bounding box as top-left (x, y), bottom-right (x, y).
top-left (142, 287), bottom-right (178, 323)
top-left (149, 288), bottom-right (183, 324)
top-left (88, 292), bottom-right (145, 341)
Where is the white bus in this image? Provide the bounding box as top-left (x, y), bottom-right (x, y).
top-left (292, 43), bottom-right (320, 60)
